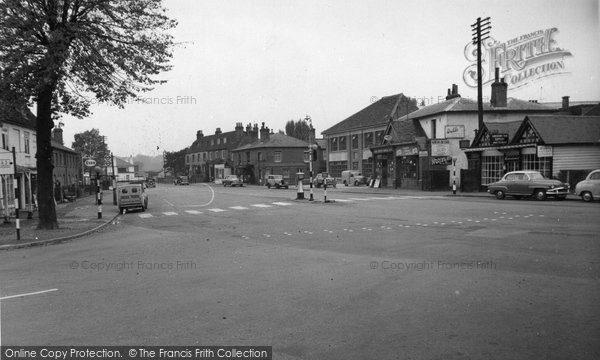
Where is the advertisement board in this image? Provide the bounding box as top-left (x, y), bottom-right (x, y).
top-left (445, 125), bottom-right (465, 139)
top-left (0, 152), bottom-right (13, 175)
top-left (430, 140), bottom-right (450, 157)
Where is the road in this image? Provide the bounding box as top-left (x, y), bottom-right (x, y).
top-left (1, 183), bottom-right (599, 359)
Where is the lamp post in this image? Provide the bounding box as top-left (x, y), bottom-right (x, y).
top-left (305, 115), bottom-right (314, 201)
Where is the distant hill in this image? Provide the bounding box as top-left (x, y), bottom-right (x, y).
top-left (117, 154), bottom-right (164, 172)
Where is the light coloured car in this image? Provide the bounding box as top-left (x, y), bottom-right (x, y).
top-left (574, 169), bottom-right (600, 202)
top-left (487, 170), bottom-right (570, 200)
top-left (117, 184), bottom-right (148, 213)
top-left (223, 174), bottom-right (243, 187)
top-left (266, 175), bottom-right (288, 189)
top-left (341, 170), bottom-right (366, 186)
top-left (315, 172), bottom-right (336, 188)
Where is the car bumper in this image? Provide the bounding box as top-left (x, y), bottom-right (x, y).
top-left (546, 187), bottom-right (569, 195)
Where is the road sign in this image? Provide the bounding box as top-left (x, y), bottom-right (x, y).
top-left (84, 159), bottom-right (97, 167)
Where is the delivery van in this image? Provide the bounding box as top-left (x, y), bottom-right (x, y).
top-left (341, 170), bottom-right (366, 186)
top-left (118, 183), bottom-right (148, 213)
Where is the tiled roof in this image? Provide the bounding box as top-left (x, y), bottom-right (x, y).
top-left (525, 115), bottom-right (600, 145)
top-left (315, 139), bottom-right (327, 149)
top-left (407, 97), bottom-right (554, 120)
top-left (51, 140), bottom-right (79, 154)
top-left (188, 129), bottom-right (255, 153)
top-left (322, 94), bottom-right (411, 135)
top-left (114, 157), bottom-right (133, 167)
top-left (0, 98), bottom-right (36, 130)
top-left (388, 117), bottom-right (426, 144)
top-left (484, 120), bottom-right (523, 139)
top-left (233, 133), bottom-right (308, 151)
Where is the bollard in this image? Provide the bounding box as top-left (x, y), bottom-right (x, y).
top-left (324, 183), bottom-right (328, 203)
top-left (452, 159), bottom-right (457, 195)
top-left (309, 171), bottom-right (314, 201)
top-left (97, 192), bottom-right (103, 219)
top-left (296, 179), bottom-right (304, 200)
top-left (16, 218), bottom-right (20, 240)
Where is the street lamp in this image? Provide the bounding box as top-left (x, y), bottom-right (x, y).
top-left (305, 115), bottom-right (314, 201)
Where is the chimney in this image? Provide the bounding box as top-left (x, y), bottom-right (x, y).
top-left (445, 84), bottom-right (461, 100)
top-left (52, 127), bottom-right (64, 145)
top-left (196, 130), bottom-right (204, 140)
top-left (260, 122), bottom-right (270, 141)
top-left (562, 96), bottom-right (570, 110)
top-left (245, 123), bottom-right (252, 134)
top-left (215, 127), bottom-right (222, 135)
top-left (490, 68), bottom-right (507, 107)
top-left (129, 155), bottom-right (134, 165)
top-left (251, 123), bottom-right (259, 141)
top-left (235, 122), bottom-right (244, 135)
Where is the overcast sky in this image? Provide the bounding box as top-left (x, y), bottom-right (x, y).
top-left (60, 0), bottom-right (600, 157)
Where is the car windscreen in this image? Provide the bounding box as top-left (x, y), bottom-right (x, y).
top-left (528, 173), bottom-right (546, 180)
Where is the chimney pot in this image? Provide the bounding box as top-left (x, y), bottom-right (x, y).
top-left (562, 96), bottom-right (570, 109)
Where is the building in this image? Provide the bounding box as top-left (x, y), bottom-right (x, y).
top-left (51, 127), bottom-right (82, 201)
top-left (0, 98), bottom-right (37, 218)
top-left (232, 127), bottom-right (314, 184)
top-left (321, 94), bottom-right (418, 178)
top-left (185, 123), bottom-right (258, 183)
top-left (112, 156), bottom-right (138, 182)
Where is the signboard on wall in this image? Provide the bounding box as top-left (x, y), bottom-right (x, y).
top-left (0, 153), bottom-right (13, 176)
top-left (490, 134), bottom-right (509, 145)
top-left (430, 140), bottom-right (450, 157)
top-left (537, 145), bottom-right (553, 157)
top-left (431, 156), bottom-right (452, 166)
top-left (395, 146), bottom-right (419, 157)
top-left (459, 140), bottom-right (471, 149)
top-left (445, 125), bottom-right (465, 139)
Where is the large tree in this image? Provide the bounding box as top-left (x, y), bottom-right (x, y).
top-left (71, 128), bottom-right (110, 167)
top-left (0, 0), bottom-right (176, 229)
top-left (285, 118), bottom-right (312, 142)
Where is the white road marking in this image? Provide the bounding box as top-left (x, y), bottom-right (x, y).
top-left (334, 199), bottom-right (353, 202)
top-left (230, 206), bottom-right (249, 210)
top-left (208, 208), bottom-right (226, 212)
top-left (272, 202), bottom-right (293, 206)
top-left (163, 199), bottom-right (175, 206)
top-left (138, 213), bottom-right (153, 218)
top-left (251, 204), bottom-right (272, 208)
top-left (185, 210), bottom-right (202, 215)
top-left (0, 288), bottom-right (58, 300)
top-left (349, 198), bottom-right (370, 201)
top-left (163, 212), bottom-right (178, 216)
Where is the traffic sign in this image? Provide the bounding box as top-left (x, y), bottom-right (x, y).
top-left (84, 159), bottom-right (97, 167)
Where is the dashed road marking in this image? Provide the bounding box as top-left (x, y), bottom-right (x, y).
top-left (272, 202), bottom-right (293, 206)
top-left (230, 206), bottom-right (249, 210)
top-left (138, 213), bottom-right (153, 218)
top-left (185, 210), bottom-right (202, 215)
top-left (251, 204), bottom-right (272, 208)
top-left (208, 208), bottom-right (226, 213)
top-left (163, 212), bottom-right (178, 216)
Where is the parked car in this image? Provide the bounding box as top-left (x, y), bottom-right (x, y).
top-left (117, 183), bottom-right (148, 213)
top-left (574, 169), bottom-right (600, 202)
top-left (223, 174), bottom-right (244, 187)
top-left (487, 170), bottom-right (570, 200)
top-left (266, 175), bottom-right (288, 189)
top-left (315, 172), bottom-right (336, 188)
top-left (341, 170), bottom-right (366, 187)
top-left (174, 176), bottom-right (189, 185)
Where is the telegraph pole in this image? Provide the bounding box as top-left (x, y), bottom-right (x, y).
top-left (305, 115), bottom-right (314, 201)
top-left (471, 17), bottom-right (491, 135)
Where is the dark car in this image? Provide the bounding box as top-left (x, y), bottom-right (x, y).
top-left (315, 172), bottom-right (336, 188)
top-left (487, 170), bottom-right (569, 200)
top-left (266, 175), bottom-right (288, 189)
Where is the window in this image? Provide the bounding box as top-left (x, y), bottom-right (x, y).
top-left (12, 129), bottom-right (21, 151)
top-left (481, 156), bottom-right (504, 185)
top-left (352, 161), bottom-right (359, 170)
top-left (521, 154), bottom-right (551, 178)
top-left (24, 132), bottom-right (30, 154)
top-left (330, 137), bottom-right (338, 152)
top-left (203, 153), bottom-right (207, 160)
top-left (1, 132), bottom-right (8, 150)
top-left (246, 152), bottom-right (250, 163)
top-left (431, 119), bottom-right (437, 139)
top-left (375, 131), bottom-right (384, 145)
top-left (258, 152), bottom-right (262, 161)
top-left (591, 172), bottom-right (600, 180)
top-left (351, 135), bottom-right (359, 149)
top-left (329, 161), bottom-right (348, 178)
top-left (363, 132), bottom-right (373, 147)
top-left (339, 136), bottom-right (347, 151)
top-left (274, 151), bottom-right (282, 162)
top-left (223, 138), bottom-right (227, 144)
top-left (362, 159), bottom-right (373, 178)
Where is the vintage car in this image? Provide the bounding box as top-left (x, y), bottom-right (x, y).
top-left (174, 176), bottom-right (189, 185)
top-left (223, 174), bottom-right (244, 187)
top-left (341, 170), bottom-right (366, 187)
top-left (574, 169), bottom-right (600, 202)
top-left (117, 183), bottom-right (148, 213)
top-left (487, 170), bottom-right (570, 200)
top-left (315, 172), bottom-right (336, 188)
top-left (266, 175), bottom-right (288, 189)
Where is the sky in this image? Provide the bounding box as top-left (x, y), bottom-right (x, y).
top-left (59, 0), bottom-right (600, 157)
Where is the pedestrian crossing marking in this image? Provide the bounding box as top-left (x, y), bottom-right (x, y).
top-left (230, 206), bottom-right (249, 210)
top-left (138, 213), bottom-right (153, 218)
top-left (185, 210), bottom-right (202, 215)
top-left (349, 198), bottom-right (370, 201)
top-left (272, 202), bottom-right (293, 206)
top-left (334, 199), bottom-right (353, 202)
top-left (251, 204), bottom-right (272, 208)
top-left (208, 208), bottom-right (226, 212)
top-left (163, 212), bottom-right (178, 216)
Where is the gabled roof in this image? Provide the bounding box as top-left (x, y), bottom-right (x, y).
top-left (114, 157), bottom-right (134, 167)
top-left (233, 133), bottom-right (308, 151)
top-left (51, 140), bottom-right (79, 154)
top-left (322, 94), bottom-right (412, 135)
top-left (0, 98), bottom-right (36, 130)
top-left (407, 97), bottom-right (554, 120)
top-left (315, 138), bottom-right (327, 149)
top-left (471, 120), bottom-right (524, 147)
top-left (384, 116), bottom-right (426, 144)
top-left (188, 129), bottom-right (255, 153)
top-left (522, 115), bottom-right (600, 145)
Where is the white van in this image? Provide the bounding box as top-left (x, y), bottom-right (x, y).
top-left (340, 170), bottom-right (366, 186)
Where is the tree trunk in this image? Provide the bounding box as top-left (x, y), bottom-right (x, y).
top-left (36, 85), bottom-right (58, 229)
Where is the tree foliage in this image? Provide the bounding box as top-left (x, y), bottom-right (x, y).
top-left (285, 119), bottom-right (312, 142)
top-left (163, 148), bottom-right (187, 177)
top-left (0, 0), bottom-right (176, 229)
top-left (71, 128), bottom-right (110, 167)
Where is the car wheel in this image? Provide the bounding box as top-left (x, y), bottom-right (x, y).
top-left (275, 184), bottom-right (280, 189)
top-left (354, 180), bottom-right (359, 186)
top-left (534, 189), bottom-right (547, 201)
top-left (495, 190), bottom-right (506, 200)
top-left (343, 181), bottom-right (348, 186)
top-left (267, 183), bottom-right (271, 189)
top-left (581, 191), bottom-right (593, 202)
top-left (119, 207), bottom-right (123, 214)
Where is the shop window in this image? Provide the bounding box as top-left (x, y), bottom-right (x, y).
top-left (522, 154), bottom-right (551, 178)
top-left (362, 160), bottom-right (373, 178)
top-left (329, 161), bottom-right (348, 178)
top-left (400, 157), bottom-right (418, 179)
top-left (481, 156), bottom-right (504, 185)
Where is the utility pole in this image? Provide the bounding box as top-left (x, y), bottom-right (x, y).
top-left (12, 147), bottom-right (19, 219)
top-left (305, 115), bottom-right (314, 201)
top-left (471, 17), bottom-right (491, 135)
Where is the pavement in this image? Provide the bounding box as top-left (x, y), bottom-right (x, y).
top-left (0, 193), bottom-right (120, 250)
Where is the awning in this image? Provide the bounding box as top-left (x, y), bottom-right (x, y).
top-left (463, 144), bottom-right (535, 152)
top-left (16, 165), bottom-right (37, 174)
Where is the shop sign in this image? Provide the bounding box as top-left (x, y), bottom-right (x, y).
top-left (372, 146), bottom-right (393, 155)
top-left (0, 154), bottom-right (13, 175)
top-left (418, 151), bottom-right (429, 157)
top-left (459, 140), bottom-right (471, 149)
top-left (463, 27), bottom-right (572, 90)
top-left (430, 140), bottom-right (450, 156)
top-left (537, 145), bottom-right (553, 157)
top-left (490, 134), bottom-right (509, 146)
top-left (84, 159), bottom-right (97, 167)
top-left (431, 156), bottom-right (452, 166)
top-left (445, 125), bottom-right (465, 139)
top-left (395, 146), bottom-right (419, 157)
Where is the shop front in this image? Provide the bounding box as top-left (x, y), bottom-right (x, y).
top-left (395, 145), bottom-right (420, 189)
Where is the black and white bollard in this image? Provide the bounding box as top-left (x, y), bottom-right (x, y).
top-left (309, 171), bottom-right (314, 201)
top-left (452, 159), bottom-right (457, 195)
top-left (324, 183), bottom-right (328, 203)
top-left (97, 192), bottom-right (103, 219)
top-left (16, 218), bottom-right (20, 240)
